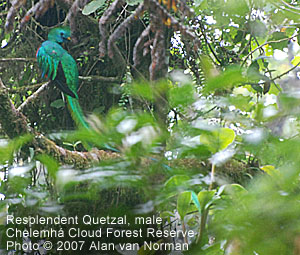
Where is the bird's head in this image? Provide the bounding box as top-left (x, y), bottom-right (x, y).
top-left (48, 27), bottom-right (71, 44)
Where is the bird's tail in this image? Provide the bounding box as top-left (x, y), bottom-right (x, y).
top-left (66, 96), bottom-right (118, 152)
top-left (66, 95), bottom-right (89, 129)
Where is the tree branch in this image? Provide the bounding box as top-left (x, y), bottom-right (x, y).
top-left (242, 33), bottom-right (299, 66)
top-left (133, 25), bottom-right (151, 67)
top-left (17, 81), bottom-right (50, 112)
top-left (107, 3), bottom-right (145, 59)
top-left (280, 0), bottom-right (300, 11)
top-left (198, 20), bottom-right (221, 65)
top-left (0, 58), bottom-right (36, 62)
top-left (8, 82), bottom-right (45, 93)
top-left (0, 78), bottom-right (119, 169)
top-left (0, 78), bottom-right (30, 138)
top-left (20, 0), bottom-right (55, 29)
top-left (78, 75), bottom-right (119, 82)
top-left (272, 61), bottom-right (300, 81)
top-left (98, 0), bottom-right (125, 57)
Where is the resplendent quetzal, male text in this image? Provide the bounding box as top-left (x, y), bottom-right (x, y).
top-left (36, 27), bottom-right (89, 129)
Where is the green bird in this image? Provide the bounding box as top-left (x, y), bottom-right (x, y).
top-left (36, 27), bottom-right (89, 129)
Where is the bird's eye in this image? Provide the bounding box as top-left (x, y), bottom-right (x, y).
top-left (60, 32), bottom-right (64, 36)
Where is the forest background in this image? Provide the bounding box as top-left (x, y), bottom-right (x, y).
top-left (1, 0), bottom-right (300, 254)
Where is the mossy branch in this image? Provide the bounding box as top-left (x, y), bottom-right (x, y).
top-left (0, 78), bottom-right (119, 169)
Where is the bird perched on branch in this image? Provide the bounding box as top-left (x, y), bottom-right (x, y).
top-left (36, 27), bottom-right (89, 129)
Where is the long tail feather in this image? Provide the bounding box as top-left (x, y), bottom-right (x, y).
top-left (66, 96), bottom-right (119, 152)
top-left (66, 95), bottom-right (89, 129)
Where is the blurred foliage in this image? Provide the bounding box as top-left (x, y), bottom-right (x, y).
top-left (2, 0), bottom-right (300, 254)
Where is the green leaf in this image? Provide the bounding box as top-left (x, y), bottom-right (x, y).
top-left (269, 32), bottom-right (288, 50)
top-left (198, 190), bottom-right (215, 211)
top-left (227, 94), bottom-right (252, 111)
top-left (0, 202), bottom-right (7, 225)
top-left (194, 0), bottom-right (204, 6)
top-left (131, 82), bottom-right (154, 101)
top-left (251, 84), bottom-right (263, 93)
top-left (193, 0), bottom-right (208, 14)
top-left (200, 128), bottom-right (235, 153)
top-left (164, 175), bottom-right (190, 190)
top-left (0, 135), bottom-right (32, 164)
top-left (50, 99), bottom-right (65, 109)
top-left (213, 128), bottom-right (235, 151)
top-left (37, 155), bottom-right (59, 180)
top-left (160, 212), bottom-right (175, 225)
top-left (249, 20), bottom-right (267, 38)
top-left (291, 56), bottom-right (300, 66)
top-left (82, 0), bottom-right (106, 15)
top-left (168, 84), bottom-right (195, 108)
top-left (201, 243), bottom-right (224, 255)
top-left (8, 176), bottom-right (31, 195)
top-left (247, 60), bottom-right (260, 79)
top-left (225, 0), bottom-right (249, 16)
top-left (177, 191), bottom-right (192, 219)
top-left (265, 44), bottom-right (273, 57)
top-left (233, 30), bottom-right (244, 44)
top-left (219, 183), bottom-right (247, 196)
top-left (200, 55), bottom-right (215, 79)
top-left (203, 66), bottom-right (246, 94)
top-left (260, 165), bottom-right (281, 178)
top-left (160, 211), bottom-right (175, 219)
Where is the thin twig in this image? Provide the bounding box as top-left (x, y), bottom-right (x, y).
top-left (280, 0), bottom-right (300, 11)
top-left (274, 2), bottom-right (300, 15)
top-left (107, 3), bottom-right (145, 58)
top-left (242, 33), bottom-right (299, 66)
top-left (17, 81), bottom-right (50, 112)
top-left (209, 163), bottom-right (216, 190)
top-left (133, 25), bottom-right (151, 67)
top-left (8, 82), bottom-right (45, 93)
top-left (0, 58), bottom-right (36, 62)
top-left (242, 62), bottom-right (300, 92)
top-left (272, 61), bottom-right (300, 81)
top-left (199, 21), bottom-right (221, 65)
top-left (78, 75), bottom-right (119, 82)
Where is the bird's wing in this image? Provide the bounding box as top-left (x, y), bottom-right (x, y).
top-left (36, 41), bottom-right (78, 98)
top-left (61, 52), bottom-right (79, 96)
top-left (36, 41), bottom-right (62, 80)
top-left (55, 62), bottom-right (77, 98)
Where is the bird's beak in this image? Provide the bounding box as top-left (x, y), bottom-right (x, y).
top-left (67, 37), bottom-right (71, 41)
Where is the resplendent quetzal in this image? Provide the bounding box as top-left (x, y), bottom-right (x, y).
top-left (36, 27), bottom-right (89, 129)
